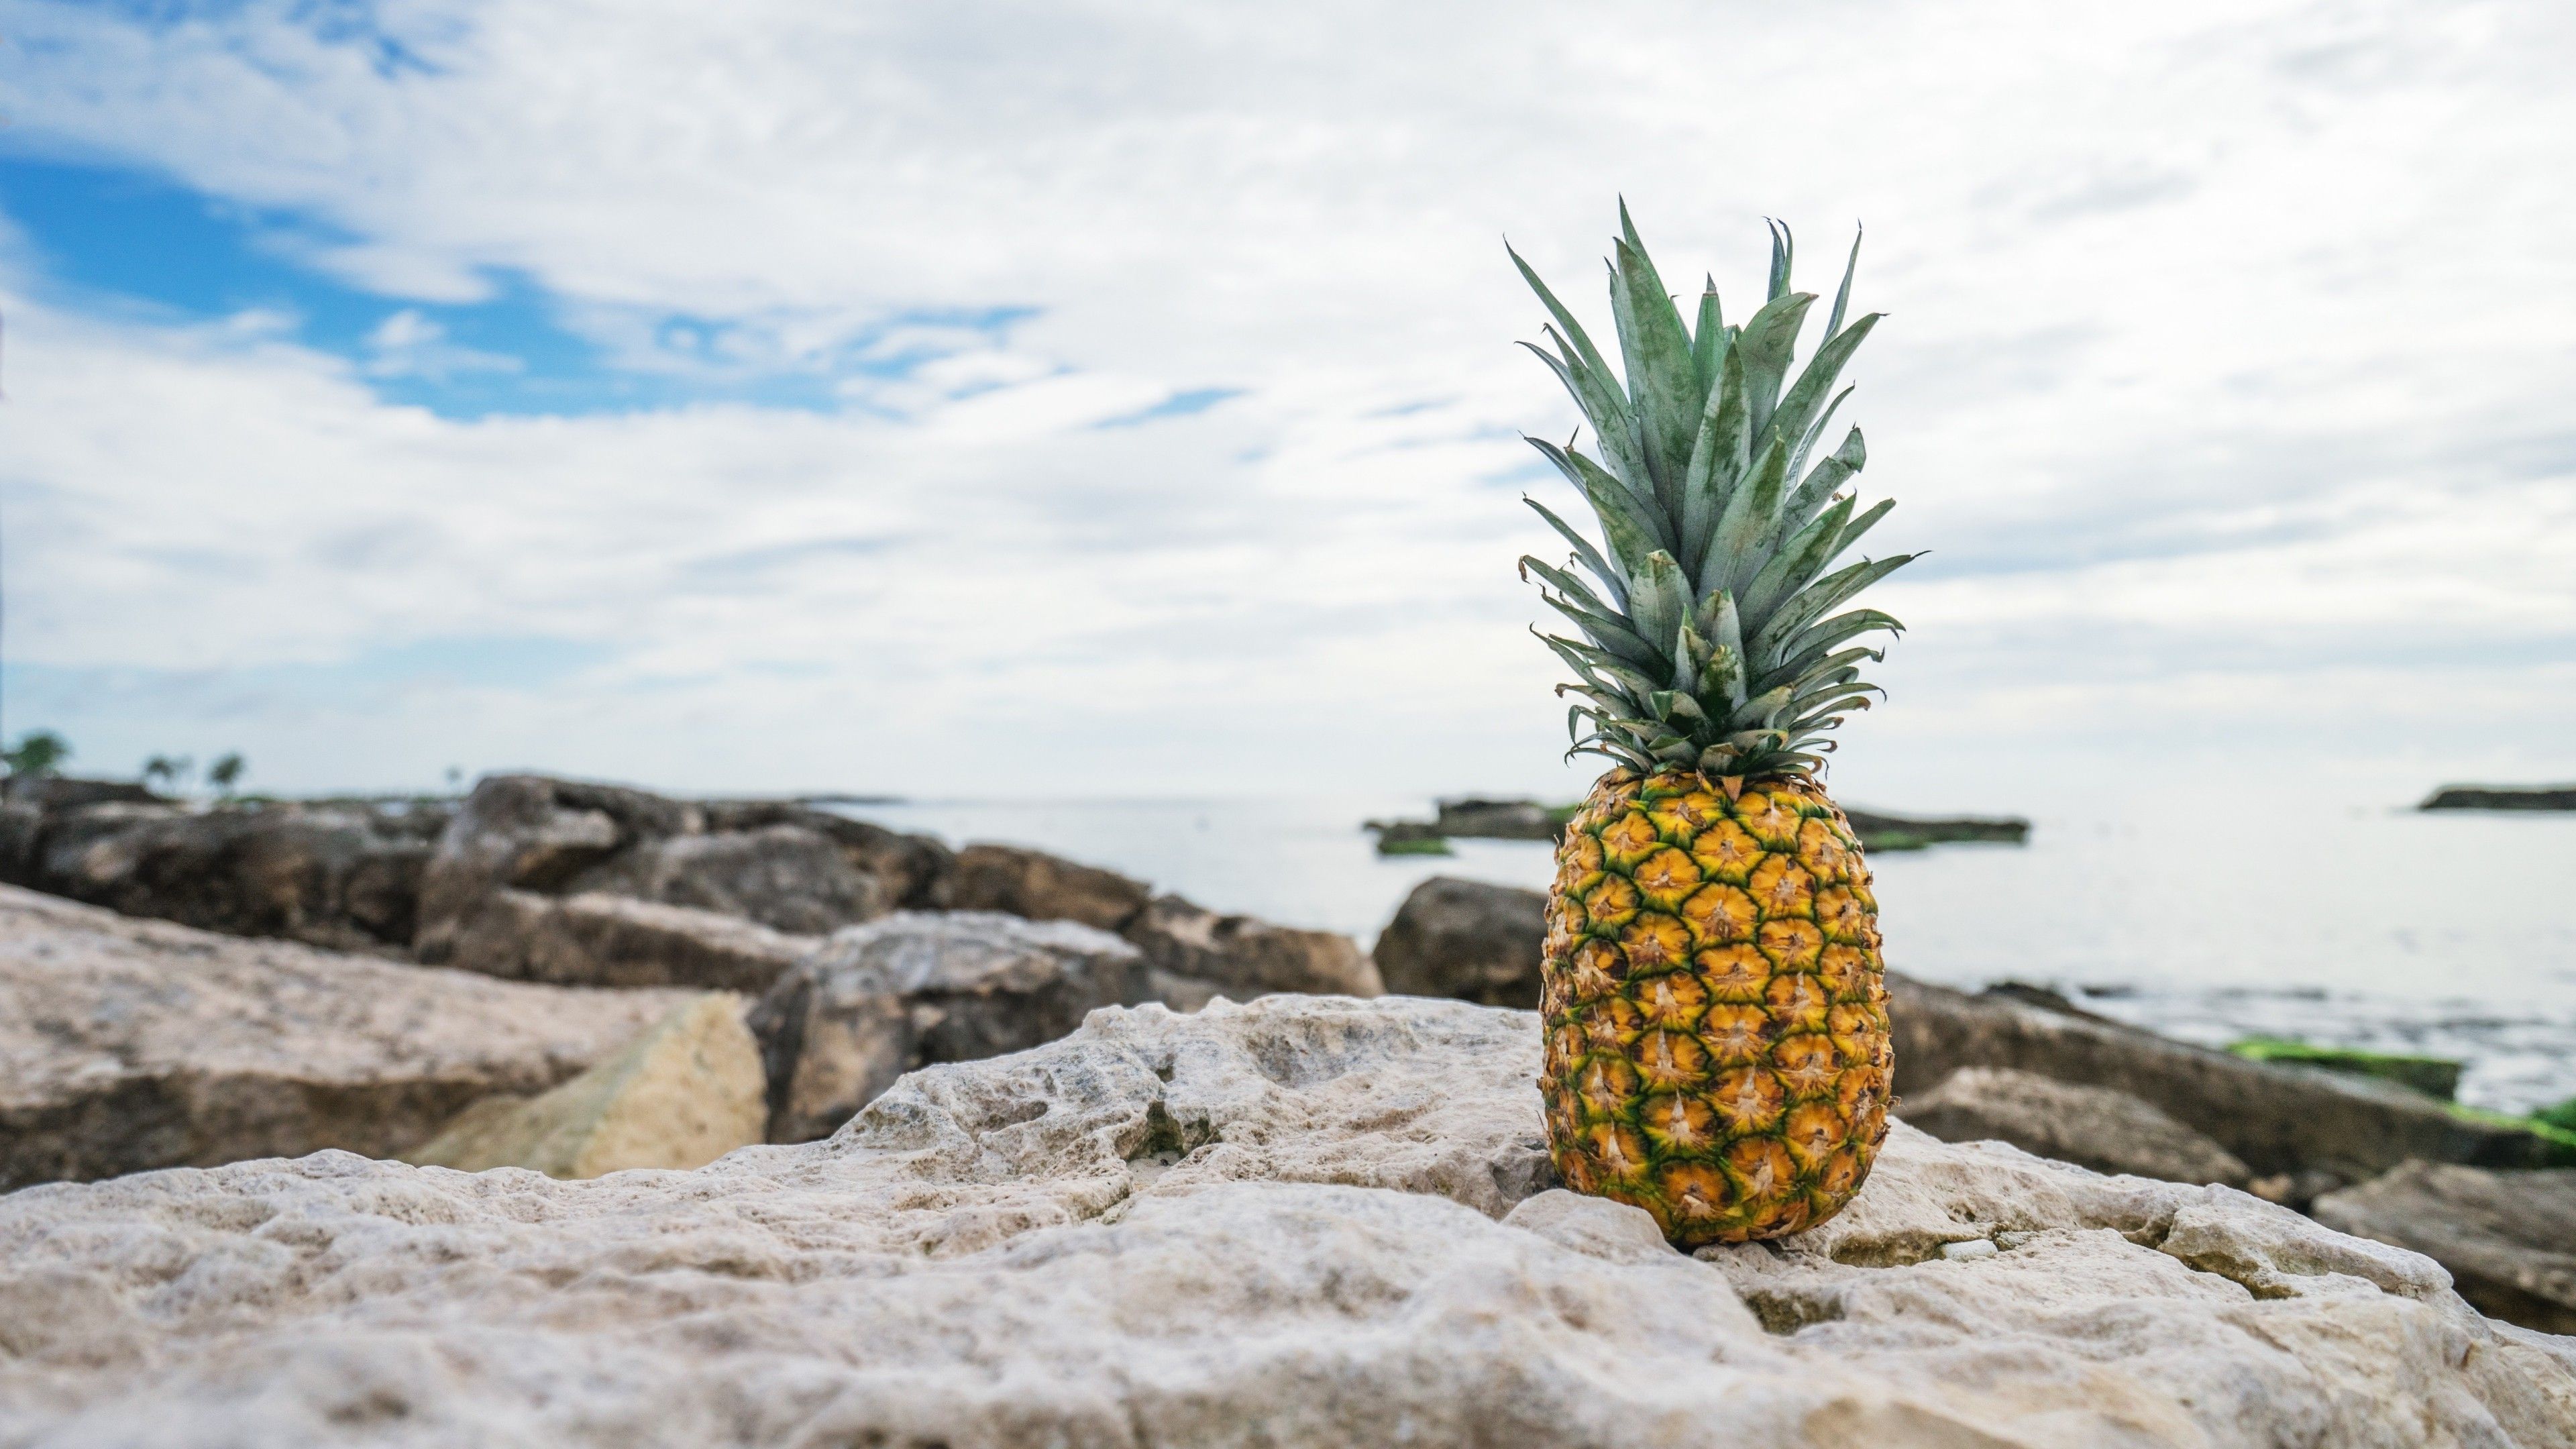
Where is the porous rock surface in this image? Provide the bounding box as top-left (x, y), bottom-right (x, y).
top-left (404, 994), bottom-right (767, 1179)
top-left (3, 996), bottom-right (2570, 1448)
top-left (2316, 1161), bottom-right (2576, 1336)
top-left (1904, 1065), bottom-right (2253, 1188)
top-left (0, 885), bottom-right (694, 1190)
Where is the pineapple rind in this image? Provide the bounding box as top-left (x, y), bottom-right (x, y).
top-left (1540, 767), bottom-right (1892, 1246)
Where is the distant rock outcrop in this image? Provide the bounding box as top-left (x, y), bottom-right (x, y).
top-left (0, 884), bottom-right (694, 1191)
top-left (2420, 784), bottom-right (2576, 811)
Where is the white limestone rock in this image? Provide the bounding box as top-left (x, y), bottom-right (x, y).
top-left (1, 996), bottom-right (2569, 1448)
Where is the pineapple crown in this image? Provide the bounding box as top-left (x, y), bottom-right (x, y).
top-left (1511, 203), bottom-right (1918, 784)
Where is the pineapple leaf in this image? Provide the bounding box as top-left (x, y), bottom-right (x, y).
top-left (1690, 278), bottom-right (1726, 398)
top-left (1704, 430), bottom-right (1793, 602)
top-left (1734, 290), bottom-right (1820, 448)
top-left (1540, 589), bottom-right (1663, 669)
top-left (1743, 494), bottom-right (1858, 625)
top-left (1680, 340), bottom-right (1751, 581)
top-left (1832, 497), bottom-right (1896, 562)
top-left (1770, 426), bottom-right (1868, 551)
top-left (1784, 386), bottom-right (1854, 492)
top-left (1509, 241), bottom-right (1622, 403)
top-left (1766, 218), bottom-right (1793, 303)
top-left (1609, 236), bottom-right (1699, 527)
top-left (1699, 641), bottom-right (1748, 711)
top-left (1760, 312), bottom-right (1879, 468)
top-left (1522, 496), bottom-right (1628, 606)
top-left (1518, 337), bottom-right (1633, 480)
top-left (1752, 554), bottom-right (1920, 666)
top-left (1824, 224), bottom-right (1863, 343)
top-left (1731, 684), bottom-right (1797, 730)
top-left (1628, 550), bottom-right (1690, 658)
top-left (1527, 436), bottom-right (1672, 569)
top-left (1771, 609), bottom-right (1907, 684)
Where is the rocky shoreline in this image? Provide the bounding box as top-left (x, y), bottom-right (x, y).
top-left (2, 771), bottom-right (2571, 1438)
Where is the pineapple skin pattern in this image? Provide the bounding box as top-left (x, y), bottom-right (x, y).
top-left (1540, 768), bottom-right (1891, 1246)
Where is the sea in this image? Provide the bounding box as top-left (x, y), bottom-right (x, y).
top-left (830, 792), bottom-right (2576, 1116)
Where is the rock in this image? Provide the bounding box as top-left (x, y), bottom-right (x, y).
top-left (439, 889), bottom-right (817, 993)
top-left (1, 800), bottom-right (445, 953)
top-left (0, 884), bottom-right (696, 1190)
top-left (1890, 973), bottom-right (2569, 1179)
top-left (403, 994), bottom-right (766, 1179)
top-left (745, 911), bottom-right (1153, 1142)
top-left (562, 822), bottom-right (884, 934)
top-left (2315, 1161), bottom-right (2576, 1335)
top-left (1123, 892), bottom-right (1381, 1001)
top-left (947, 841), bottom-right (1151, 930)
top-left (2, 996), bottom-right (2570, 1448)
top-left (416, 775), bottom-right (950, 967)
top-left (1902, 1066), bottom-right (2253, 1188)
top-left (2421, 784), bottom-right (2576, 811)
top-left (1372, 875), bottom-right (1546, 1008)
top-left (0, 775), bottom-right (162, 808)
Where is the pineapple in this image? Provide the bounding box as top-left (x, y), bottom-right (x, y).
top-left (1513, 207), bottom-right (1917, 1245)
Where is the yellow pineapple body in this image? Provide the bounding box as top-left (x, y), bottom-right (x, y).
top-left (1540, 767), bottom-right (1892, 1246)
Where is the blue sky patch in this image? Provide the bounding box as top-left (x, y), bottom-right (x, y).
top-left (1095, 387), bottom-right (1243, 429)
top-left (0, 152), bottom-right (1038, 421)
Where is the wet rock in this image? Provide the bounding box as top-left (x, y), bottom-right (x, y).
top-left (947, 841), bottom-right (1152, 931)
top-left (1902, 1066), bottom-right (2253, 1187)
top-left (440, 890), bottom-right (816, 993)
top-left (1371, 875), bottom-right (1546, 1008)
top-left (1434, 798), bottom-right (1564, 840)
top-left (1124, 893), bottom-right (1381, 1002)
top-left (1, 800), bottom-right (445, 953)
top-left (1890, 973), bottom-right (2567, 1179)
top-left (404, 994), bottom-right (766, 1179)
top-left (2, 996), bottom-right (2569, 1448)
top-left (2314, 1161), bottom-right (2576, 1335)
top-left (0, 884), bottom-right (694, 1190)
top-left (746, 911), bottom-right (1152, 1142)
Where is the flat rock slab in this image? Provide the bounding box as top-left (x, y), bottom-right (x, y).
top-left (3, 996), bottom-right (2570, 1447)
top-left (1904, 1065), bottom-right (2252, 1188)
top-left (0, 884), bottom-right (696, 1189)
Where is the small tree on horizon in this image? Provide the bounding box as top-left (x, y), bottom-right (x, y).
top-left (141, 755), bottom-right (195, 794)
top-left (3, 729), bottom-right (72, 778)
top-left (207, 753), bottom-right (246, 797)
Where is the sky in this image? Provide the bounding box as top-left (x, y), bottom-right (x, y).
top-left (0, 0), bottom-right (2569, 810)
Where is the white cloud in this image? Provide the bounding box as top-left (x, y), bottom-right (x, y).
top-left (0, 0), bottom-right (2570, 802)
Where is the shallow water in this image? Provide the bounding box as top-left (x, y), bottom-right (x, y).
top-left (835, 794), bottom-right (2576, 1114)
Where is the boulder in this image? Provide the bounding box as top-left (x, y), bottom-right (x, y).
top-left (746, 911), bottom-right (1153, 1142)
top-left (1890, 974), bottom-right (2568, 1179)
top-left (1, 995), bottom-right (2569, 1448)
top-left (0, 884), bottom-right (696, 1190)
top-left (2315, 1161), bottom-right (2576, 1335)
top-left (415, 775), bottom-right (951, 967)
top-left (562, 822), bottom-right (884, 934)
top-left (1434, 797), bottom-right (1563, 839)
top-left (2420, 784), bottom-right (2576, 812)
top-left (1902, 1066), bottom-right (2253, 1188)
top-left (439, 889), bottom-right (817, 993)
top-left (1372, 875), bottom-right (1546, 1008)
top-left (1, 800), bottom-right (445, 953)
top-left (1124, 892), bottom-right (1382, 1001)
top-left (947, 840), bottom-right (1152, 931)
top-left (403, 994), bottom-right (766, 1179)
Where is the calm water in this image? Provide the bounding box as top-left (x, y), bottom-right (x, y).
top-left (835, 794), bottom-right (2576, 1114)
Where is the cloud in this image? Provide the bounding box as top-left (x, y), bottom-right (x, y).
top-left (0, 0), bottom-right (2569, 802)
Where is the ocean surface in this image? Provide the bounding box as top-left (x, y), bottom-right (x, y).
top-left (833, 793), bottom-right (2576, 1115)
